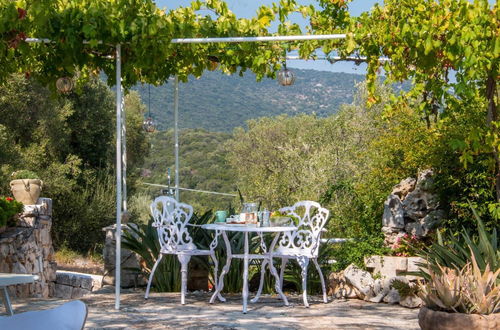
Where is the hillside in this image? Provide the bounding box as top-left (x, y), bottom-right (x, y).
top-left (133, 69), bottom-right (365, 132)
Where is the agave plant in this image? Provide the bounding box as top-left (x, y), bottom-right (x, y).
top-left (461, 251), bottom-right (500, 314)
top-left (418, 264), bottom-right (464, 313)
top-left (418, 252), bottom-right (500, 315)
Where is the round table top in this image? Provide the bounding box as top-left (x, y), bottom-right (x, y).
top-left (201, 223), bottom-right (297, 233)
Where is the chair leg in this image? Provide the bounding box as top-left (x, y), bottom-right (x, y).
top-left (297, 256), bottom-right (310, 308)
top-left (313, 258), bottom-right (328, 303)
top-left (178, 255), bottom-right (191, 305)
top-left (279, 257), bottom-right (288, 292)
top-left (251, 259), bottom-right (267, 303)
top-left (145, 254), bottom-right (163, 300)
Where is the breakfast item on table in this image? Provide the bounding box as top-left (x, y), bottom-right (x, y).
top-left (226, 215), bottom-right (245, 224)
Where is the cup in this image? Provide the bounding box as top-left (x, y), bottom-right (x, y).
top-left (215, 210), bottom-right (228, 223)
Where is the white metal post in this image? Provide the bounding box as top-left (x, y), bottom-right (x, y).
top-left (174, 75), bottom-right (180, 201)
top-left (115, 43), bottom-right (123, 310)
top-left (121, 81), bottom-right (127, 213)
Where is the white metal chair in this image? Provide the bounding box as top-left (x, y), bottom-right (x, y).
top-left (0, 300), bottom-right (87, 330)
top-left (145, 196), bottom-right (219, 304)
top-left (254, 201), bottom-right (330, 307)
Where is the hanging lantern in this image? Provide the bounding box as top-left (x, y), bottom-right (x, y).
top-left (143, 117), bottom-right (156, 133)
top-left (56, 77), bottom-right (74, 93)
top-left (277, 65), bottom-right (296, 86)
top-left (143, 85), bottom-right (156, 133)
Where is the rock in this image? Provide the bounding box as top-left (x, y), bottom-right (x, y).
top-left (344, 264), bottom-right (374, 299)
top-left (383, 288), bottom-right (401, 304)
top-left (367, 278), bottom-right (390, 303)
top-left (55, 284), bottom-right (73, 299)
top-left (70, 287), bottom-right (91, 299)
top-left (421, 209), bottom-right (445, 232)
top-left (12, 262), bottom-right (28, 274)
top-left (405, 222), bottom-right (426, 237)
top-left (382, 194), bottom-right (405, 229)
top-left (402, 189), bottom-right (438, 221)
top-left (364, 256), bottom-right (408, 279)
top-left (391, 178), bottom-right (416, 200)
top-left (102, 225), bottom-right (142, 288)
top-left (328, 272), bottom-right (358, 299)
top-left (400, 295), bottom-right (422, 308)
top-left (416, 169), bottom-right (434, 191)
top-left (406, 257), bottom-right (425, 280)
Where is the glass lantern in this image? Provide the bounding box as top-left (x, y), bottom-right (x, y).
top-left (56, 77), bottom-right (74, 93)
top-left (277, 67), bottom-right (296, 86)
top-left (143, 117), bottom-right (156, 133)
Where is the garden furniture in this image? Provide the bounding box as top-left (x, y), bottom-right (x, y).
top-left (0, 273), bottom-right (39, 316)
top-left (145, 196), bottom-right (220, 305)
top-left (0, 300), bottom-right (87, 329)
top-left (253, 201), bottom-right (330, 307)
top-left (202, 223), bottom-right (297, 313)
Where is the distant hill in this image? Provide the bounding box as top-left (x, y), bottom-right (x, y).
top-left (133, 69), bottom-right (365, 132)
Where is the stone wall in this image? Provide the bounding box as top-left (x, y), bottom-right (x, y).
top-left (54, 270), bottom-right (103, 299)
top-left (0, 198), bottom-right (57, 298)
top-left (102, 224), bottom-right (143, 288)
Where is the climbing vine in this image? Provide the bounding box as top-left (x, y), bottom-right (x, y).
top-left (0, 0), bottom-right (314, 88)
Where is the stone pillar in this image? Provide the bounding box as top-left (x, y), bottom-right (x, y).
top-left (0, 198), bottom-right (57, 298)
top-left (102, 224), bottom-right (142, 288)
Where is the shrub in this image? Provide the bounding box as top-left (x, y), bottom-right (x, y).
top-left (330, 234), bottom-right (390, 272)
top-left (0, 196), bottom-right (23, 227)
top-left (10, 170), bottom-right (39, 180)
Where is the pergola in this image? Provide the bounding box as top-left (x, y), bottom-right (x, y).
top-left (27, 33), bottom-right (353, 310)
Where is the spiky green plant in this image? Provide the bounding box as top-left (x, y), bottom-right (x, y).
top-left (415, 202), bottom-right (499, 278)
top-left (418, 252), bottom-right (500, 314)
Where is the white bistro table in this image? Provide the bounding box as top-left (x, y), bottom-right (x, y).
top-left (201, 223), bottom-right (297, 313)
top-left (0, 273), bottom-right (39, 316)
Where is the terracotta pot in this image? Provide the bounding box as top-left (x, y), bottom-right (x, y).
top-left (10, 179), bottom-right (43, 205)
top-left (418, 306), bottom-right (500, 330)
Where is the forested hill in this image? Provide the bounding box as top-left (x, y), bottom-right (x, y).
top-left (133, 69), bottom-right (364, 132)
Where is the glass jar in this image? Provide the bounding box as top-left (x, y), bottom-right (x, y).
top-left (240, 202), bottom-right (258, 224)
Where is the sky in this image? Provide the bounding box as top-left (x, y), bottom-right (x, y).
top-left (154, 0), bottom-right (381, 74)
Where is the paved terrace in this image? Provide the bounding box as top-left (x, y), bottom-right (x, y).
top-left (10, 288), bottom-right (419, 329)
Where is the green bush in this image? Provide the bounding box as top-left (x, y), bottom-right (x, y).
top-left (10, 170), bottom-right (40, 180)
top-left (0, 196), bottom-right (23, 227)
top-left (329, 234), bottom-right (390, 272)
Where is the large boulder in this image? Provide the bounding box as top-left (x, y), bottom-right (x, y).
top-left (382, 194), bottom-right (405, 229)
top-left (402, 189), bottom-right (439, 220)
top-left (391, 178), bottom-right (416, 200)
top-left (343, 264), bottom-right (375, 299)
top-left (328, 271), bottom-right (359, 299)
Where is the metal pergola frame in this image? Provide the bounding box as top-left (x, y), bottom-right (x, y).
top-left (27, 33), bottom-right (361, 310)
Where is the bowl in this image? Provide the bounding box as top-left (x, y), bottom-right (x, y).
top-left (269, 216), bottom-right (292, 227)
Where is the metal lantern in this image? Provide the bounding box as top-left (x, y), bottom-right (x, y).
top-left (143, 85), bottom-right (156, 133)
top-left (56, 77), bottom-right (74, 93)
top-left (277, 66), bottom-right (296, 86)
top-left (143, 117), bottom-right (156, 133)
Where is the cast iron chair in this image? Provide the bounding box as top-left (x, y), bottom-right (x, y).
top-left (253, 200), bottom-right (330, 307)
top-left (145, 196), bottom-right (219, 305)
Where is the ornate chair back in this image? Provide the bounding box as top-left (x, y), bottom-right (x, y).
top-left (150, 196), bottom-right (196, 252)
top-left (278, 201), bottom-right (330, 257)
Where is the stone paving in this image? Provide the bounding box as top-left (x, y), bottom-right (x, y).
top-left (9, 288), bottom-right (419, 329)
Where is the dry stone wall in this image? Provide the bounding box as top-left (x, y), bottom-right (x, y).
top-left (0, 198), bottom-right (57, 298)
